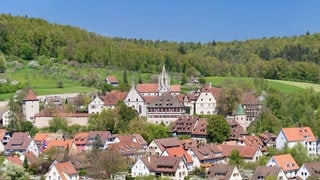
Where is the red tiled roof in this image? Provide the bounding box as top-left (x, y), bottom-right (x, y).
top-left (33, 133), bottom-right (64, 142)
top-left (136, 83), bottom-right (180, 93)
top-left (281, 127), bottom-right (316, 142)
top-left (170, 85), bottom-right (181, 92)
top-left (252, 166), bottom-right (282, 180)
top-left (142, 96), bottom-right (157, 104)
top-left (104, 90), bottom-right (127, 106)
top-left (24, 151), bottom-right (38, 164)
top-left (220, 144), bottom-right (259, 158)
top-left (108, 142), bottom-right (143, 156)
top-left (136, 83), bottom-right (158, 93)
top-left (272, 154), bottom-right (299, 171)
top-left (207, 164), bottom-right (236, 179)
top-left (0, 129), bottom-right (9, 139)
top-left (6, 154), bottom-right (22, 166)
top-left (55, 161), bottom-right (78, 180)
top-left (106, 76), bottom-right (118, 83)
top-left (140, 156), bottom-right (182, 173)
top-left (242, 92), bottom-right (259, 104)
top-left (165, 146), bottom-right (193, 163)
top-left (240, 135), bottom-right (266, 151)
top-left (23, 89), bottom-right (38, 101)
top-left (5, 132), bottom-right (32, 151)
top-left (117, 134), bottom-right (147, 146)
top-left (191, 144), bottom-right (222, 161)
top-left (45, 139), bottom-right (73, 151)
top-left (154, 137), bottom-right (181, 152)
top-left (73, 133), bottom-right (89, 145)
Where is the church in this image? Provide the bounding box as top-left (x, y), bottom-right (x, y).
top-left (124, 65), bottom-right (185, 125)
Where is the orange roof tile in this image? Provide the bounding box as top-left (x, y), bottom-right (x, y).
top-left (136, 83), bottom-right (158, 93)
top-left (46, 139), bottom-right (73, 151)
top-left (170, 85), bottom-right (181, 92)
top-left (272, 154), bottom-right (299, 171)
top-left (33, 133), bottom-right (64, 142)
top-left (282, 127), bottom-right (316, 142)
top-left (73, 132), bottom-right (89, 145)
top-left (106, 76), bottom-right (118, 83)
top-left (6, 155), bottom-right (22, 166)
top-left (55, 161), bottom-right (78, 180)
top-left (23, 88), bottom-right (38, 101)
top-left (104, 90), bottom-right (127, 106)
top-left (165, 146), bottom-right (193, 164)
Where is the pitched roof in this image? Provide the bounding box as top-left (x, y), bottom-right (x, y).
top-left (140, 156), bottom-right (182, 173)
top-left (271, 154), bottom-right (299, 172)
top-left (240, 135), bottom-right (266, 151)
top-left (104, 90), bottom-right (127, 106)
top-left (252, 166), bottom-right (282, 180)
top-left (136, 83), bottom-right (158, 93)
top-left (220, 144), bottom-right (259, 158)
top-left (136, 83), bottom-right (180, 93)
top-left (45, 139), bottom-right (73, 151)
top-left (281, 127), bottom-right (316, 142)
top-left (207, 164), bottom-right (236, 179)
top-left (73, 132), bottom-right (89, 145)
top-left (55, 161), bottom-right (78, 180)
top-left (191, 144), bottom-right (223, 161)
top-left (147, 93), bottom-right (184, 108)
top-left (5, 132), bottom-right (32, 151)
top-left (142, 96), bottom-right (157, 104)
top-left (228, 120), bottom-right (247, 140)
top-left (6, 154), bottom-right (23, 166)
top-left (24, 151), bottom-right (38, 164)
top-left (153, 137), bottom-right (181, 152)
top-left (164, 146), bottom-right (193, 164)
top-left (117, 134), bottom-right (147, 146)
top-left (106, 75), bottom-right (118, 83)
top-left (242, 92), bottom-right (259, 104)
top-left (0, 128), bottom-right (9, 139)
top-left (23, 88), bottom-right (38, 101)
top-left (303, 161), bottom-right (320, 177)
top-left (86, 131), bottom-right (111, 146)
top-left (259, 131), bottom-right (277, 145)
top-left (33, 133), bottom-right (64, 142)
top-left (108, 142), bottom-right (143, 156)
top-left (171, 115), bottom-right (203, 134)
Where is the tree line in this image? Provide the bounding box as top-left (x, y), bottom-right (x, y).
top-left (1, 14), bottom-right (320, 83)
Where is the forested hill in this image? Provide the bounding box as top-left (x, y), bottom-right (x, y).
top-left (1, 14), bottom-right (320, 83)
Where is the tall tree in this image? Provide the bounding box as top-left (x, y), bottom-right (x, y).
top-left (0, 52), bottom-right (6, 73)
top-left (206, 115), bottom-right (230, 143)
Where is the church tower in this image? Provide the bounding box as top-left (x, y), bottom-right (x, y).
top-left (158, 65), bottom-right (170, 95)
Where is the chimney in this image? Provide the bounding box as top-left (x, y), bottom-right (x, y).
top-left (209, 82), bottom-right (212, 88)
top-left (147, 156), bottom-right (150, 162)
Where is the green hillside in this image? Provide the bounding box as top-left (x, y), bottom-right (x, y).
top-left (1, 14), bottom-right (320, 84)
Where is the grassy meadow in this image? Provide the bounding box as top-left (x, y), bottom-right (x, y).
top-left (204, 77), bottom-right (316, 94)
top-left (2, 59), bottom-right (320, 101)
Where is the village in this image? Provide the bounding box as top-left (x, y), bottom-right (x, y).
top-left (0, 65), bottom-right (319, 180)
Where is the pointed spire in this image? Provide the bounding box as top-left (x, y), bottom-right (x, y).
top-left (162, 64), bottom-right (166, 76)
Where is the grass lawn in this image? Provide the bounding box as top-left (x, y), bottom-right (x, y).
top-left (205, 77), bottom-right (308, 94)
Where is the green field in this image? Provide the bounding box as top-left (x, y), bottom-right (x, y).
top-left (2, 60), bottom-right (320, 101)
top-left (205, 77), bottom-right (317, 94)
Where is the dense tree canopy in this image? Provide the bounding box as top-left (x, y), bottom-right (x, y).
top-left (2, 14), bottom-right (320, 83)
top-left (206, 115), bottom-right (230, 143)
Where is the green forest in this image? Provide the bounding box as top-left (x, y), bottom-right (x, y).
top-left (3, 14), bottom-right (320, 138)
top-left (1, 14), bottom-right (320, 83)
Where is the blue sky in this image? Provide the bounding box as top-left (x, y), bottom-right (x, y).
top-left (0, 0), bottom-right (318, 42)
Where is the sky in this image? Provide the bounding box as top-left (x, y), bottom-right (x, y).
top-left (0, 0), bottom-right (319, 43)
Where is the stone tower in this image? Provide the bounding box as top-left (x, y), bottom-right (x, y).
top-left (23, 88), bottom-right (39, 122)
